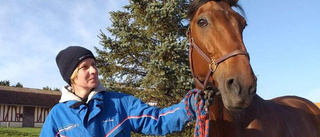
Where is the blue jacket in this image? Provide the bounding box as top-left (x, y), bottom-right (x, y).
top-left (40, 84), bottom-right (196, 137)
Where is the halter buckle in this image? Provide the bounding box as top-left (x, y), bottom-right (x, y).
top-left (209, 59), bottom-right (217, 72)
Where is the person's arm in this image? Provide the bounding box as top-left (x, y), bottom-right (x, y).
top-left (124, 90), bottom-right (199, 135)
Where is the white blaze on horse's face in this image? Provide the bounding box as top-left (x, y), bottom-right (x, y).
top-left (189, 0), bottom-right (257, 111)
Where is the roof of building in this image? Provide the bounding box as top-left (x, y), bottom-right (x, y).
top-left (0, 86), bottom-right (61, 108)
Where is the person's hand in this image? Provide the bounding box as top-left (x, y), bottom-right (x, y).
top-left (183, 88), bottom-right (216, 137)
top-left (184, 88), bottom-right (216, 118)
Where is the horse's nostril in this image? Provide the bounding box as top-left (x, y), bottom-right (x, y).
top-left (226, 78), bottom-right (241, 95)
top-left (227, 78), bottom-right (234, 88)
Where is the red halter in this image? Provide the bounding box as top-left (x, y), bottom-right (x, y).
top-left (188, 37), bottom-right (249, 91)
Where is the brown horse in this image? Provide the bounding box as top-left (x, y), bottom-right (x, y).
top-left (187, 0), bottom-right (320, 137)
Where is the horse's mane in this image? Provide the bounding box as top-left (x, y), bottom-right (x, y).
top-left (187, 0), bottom-right (246, 19)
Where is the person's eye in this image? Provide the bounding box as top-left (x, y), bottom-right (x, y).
top-left (92, 62), bottom-right (96, 66)
top-left (80, 65), bottom-right (89, 70)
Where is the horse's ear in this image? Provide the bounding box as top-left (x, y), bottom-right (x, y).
top-left (225, 0), bottom-right (238, 6)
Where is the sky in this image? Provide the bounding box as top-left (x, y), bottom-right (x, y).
top-left (0, 0), bottom-right (319, 102)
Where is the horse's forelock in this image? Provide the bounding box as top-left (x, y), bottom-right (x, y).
top-left (187, 0), bottom-right (242, 19)
top-left (187, 0), bottom-right (209, 19)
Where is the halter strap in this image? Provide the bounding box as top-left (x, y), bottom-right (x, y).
top-left (188, 37), bottom-right (249, 90)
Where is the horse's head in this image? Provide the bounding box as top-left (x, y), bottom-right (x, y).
top-left (187, 0), bottom-right (257, 111)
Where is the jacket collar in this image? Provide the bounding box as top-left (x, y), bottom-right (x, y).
top-left (59, 83), bottom-right (106, 104)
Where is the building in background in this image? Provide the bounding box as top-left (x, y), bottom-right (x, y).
top-left (0, 86), bottom-right (60, 127)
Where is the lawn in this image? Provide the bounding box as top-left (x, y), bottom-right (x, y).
top-left (0, 127), bottom-right (41, 137)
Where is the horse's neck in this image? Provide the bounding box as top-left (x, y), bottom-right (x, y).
top-left (211, 95), bottom-right (262, 118)
top-left (209, 95), bottom-right (263, 136)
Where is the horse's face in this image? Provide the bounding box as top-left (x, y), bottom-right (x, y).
top-left (189, 0), bottom-right (257, 111)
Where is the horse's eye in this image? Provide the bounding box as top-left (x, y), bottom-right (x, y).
top-left (197, 18), bottom-right (208, 27)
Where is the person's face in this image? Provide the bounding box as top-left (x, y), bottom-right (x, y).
top-left (73, 58), bottom-right (99, 92)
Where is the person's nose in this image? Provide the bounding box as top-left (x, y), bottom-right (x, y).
top-left (89, 65), bottom-right (98, 74)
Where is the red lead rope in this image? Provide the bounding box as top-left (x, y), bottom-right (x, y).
top-left (185, 89), bottom-right (210, 137)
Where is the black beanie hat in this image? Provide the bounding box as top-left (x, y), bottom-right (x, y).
top-left (56, 46), bottom-right (96, 85)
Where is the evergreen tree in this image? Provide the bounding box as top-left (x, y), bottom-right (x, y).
top-left (95, 0), bottom-right (194, 136)
top-left (43, 86), bottom-right (61, 91)
top-left (0, 80), bottom-right (10, 86)
top-left (0, 80), bottom-right (23, 87)
top-left (43, 86), bottom-right (52, 90)
top-left (15, 82), bottom-right (23, 88)
top-left (96, 0), bottom-right (192, 106)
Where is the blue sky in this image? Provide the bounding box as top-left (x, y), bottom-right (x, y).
top-left (0, 0), bottom-right (319, 102)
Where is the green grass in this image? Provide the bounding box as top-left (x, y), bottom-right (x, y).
top-left (0, 127), bottom-right (41, 137)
